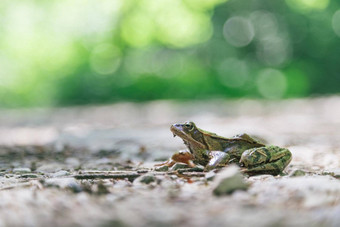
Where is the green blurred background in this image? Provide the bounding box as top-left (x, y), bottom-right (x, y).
top-left (0, 0), bottom-right (339, 107)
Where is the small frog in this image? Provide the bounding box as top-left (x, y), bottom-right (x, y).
top-left (157, 121), bottom-right (292, 176)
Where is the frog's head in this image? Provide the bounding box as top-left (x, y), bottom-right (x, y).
top-left (170, 121), bottom-right (206, 149)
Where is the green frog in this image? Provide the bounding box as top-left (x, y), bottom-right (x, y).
top-left (157, 121), bottom-right (292, 176)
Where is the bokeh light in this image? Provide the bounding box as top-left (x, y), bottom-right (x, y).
top-left (332, 10), bottom-right (340, 37)
top-left (90, 43), bottom-right (121, 75)
top-left (256, 36), bottom-right (291, 66)
top-left (256, 69), bottom-right (287, 99)
top-left (121, 0), bottom-right (213, 48)
top-left (0, 0), bottom-right (339, 107)
top-left (250, 11), bottom-right (278, 41)
top-left (223, 16), bottom-right (255, 47)
top-left (286, 0), bottom-right (329, 12)
top-left (217, 58), bottom-right (249, 88)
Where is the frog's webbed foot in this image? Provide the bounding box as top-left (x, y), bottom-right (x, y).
top-left (205, 151), bottom-right (231, 171)
top-left (155, 150), bottom-right (195, 168)
top-left (240, 146), bottom-right (292, 176)
top-left (154, 159), bottom-right (176, 167)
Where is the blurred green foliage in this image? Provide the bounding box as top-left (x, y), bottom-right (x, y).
top-left (0, 0), bottom-right (340, 107)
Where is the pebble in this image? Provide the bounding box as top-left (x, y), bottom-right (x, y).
top-left (212, 165), bottom-right (249, 196)
top-left (289, 169), bottom-right (306, 177)
top-left (97, 181), bottom-right (110, 195)
top-left (19, 174), bottom-right (39, 178)
top-left (13, 168), bottom-right (31, 174)
top-left (36, 163), bottom-right (63, 173)
top-left (170, 163), bottom-right (190, 171)
top-left (323, 168), bottom-right (340, 178)
top-left (137, 169), bottom-right (149, 174)
top-left (52, 170), bottom-right (70, 177)
top-left (178, 166), bottom-right (204, 174)
top-left (155, 166), bottom-right (169, 172)
top-left (205, 170), bottom-right (216, 181)
top-left (44, 178), bottom-right (82, 193)
top-left (134, 174), bottom-right (156, 185)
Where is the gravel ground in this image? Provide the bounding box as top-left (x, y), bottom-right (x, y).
top-left (1, 97), bottom-right (340, 227)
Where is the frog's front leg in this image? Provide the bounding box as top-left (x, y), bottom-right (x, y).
top-left (240, 145), bottom-right (292, 176)
top-left (155, 150), bottom-right (195, 168)
top-left (205, 151), bottom-right (231, 171)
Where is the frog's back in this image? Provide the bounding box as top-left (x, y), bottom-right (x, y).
top-left (201, 130), bottom-right (264, 151)
top-left (210, 133), bottom-right (263, 145)
top-left (232, 133), bottom-right (264, 145)
top-left (207, 133), bottom-right (264, 158)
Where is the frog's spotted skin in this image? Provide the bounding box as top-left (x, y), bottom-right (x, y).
top-left (239, 145), bottom-right (292, 175)
top-left (161, 121), bottom-right (292, 176)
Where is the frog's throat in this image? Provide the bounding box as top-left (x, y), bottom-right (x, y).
top-left (170, 126), bottom-right (206, 149)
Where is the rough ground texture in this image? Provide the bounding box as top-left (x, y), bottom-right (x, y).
top-left (1, 97), bottom-right (340, 227)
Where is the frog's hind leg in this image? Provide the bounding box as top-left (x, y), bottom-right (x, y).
top-left (240, 146), bottom-right (292, 176)
top-left (155, 150), bottom-right (195, 168)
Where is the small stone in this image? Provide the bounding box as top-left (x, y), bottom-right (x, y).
top-left (212, 165), bottom-right (249, 196)
top-left (19, 174), bottom-right (39, 178)
top-left (13, 168), bottom-right (31, 174)
top-left (190, 166), bottom-right (205, 172)
top-left (36, 163), bottom-right (63, 173)
top-left (170, 163), bottom-right (190, 171)
top-left (97, 181), bottom-right (110, 195)
top-left (52, 170), bottom-right (70, 177)
top-left (155, 166), bottom-right (169, 172)
top-left (134, 174), bottom-right (156, 185)
top-left (137, 169), bottom-right (149, 174)
top-left (205, 170), bottom-right (216, 181)
top-left (178, 166), bottom-right (204, 174)
top-left (100, 219), bottom-right (127, 227)
top-left (289, 169), bottom-right (306, 177)
top-left (44, 178), bottom-right (82, 193)
top-left (323, 168), bottom-right (340, 178)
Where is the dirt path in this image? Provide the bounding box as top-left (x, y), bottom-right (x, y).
top-left (1, 97), bottom-right (340, 226)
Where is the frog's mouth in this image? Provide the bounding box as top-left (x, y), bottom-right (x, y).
top-left (170, 125), bottom-right (206, 149)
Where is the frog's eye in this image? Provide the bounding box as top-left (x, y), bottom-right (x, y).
top-left (184, 122), bottom-right (194, 131)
